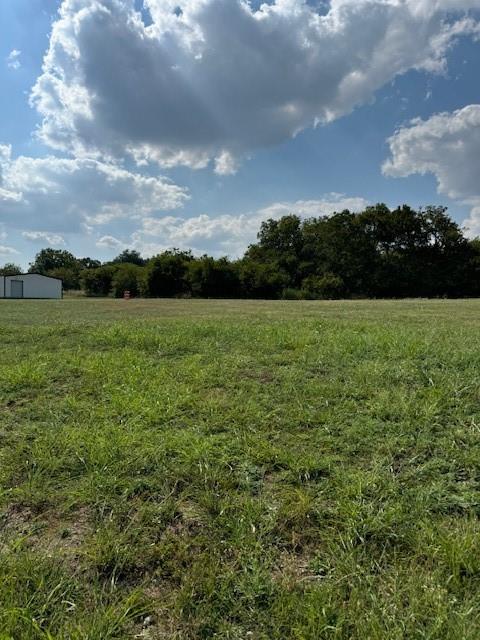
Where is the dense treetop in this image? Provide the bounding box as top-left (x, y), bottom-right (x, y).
top-left (3, 205), bottom-right (480, 299)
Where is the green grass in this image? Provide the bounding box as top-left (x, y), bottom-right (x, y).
top-left (1, 298), bottom-right (480, 639)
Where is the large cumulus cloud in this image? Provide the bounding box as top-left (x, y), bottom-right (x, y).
top-left (31, 0), bottom-right (480, 173)
top-left (383, 104), bottom-right (480, 236)
top-left (0, 144), bottom-right (188, 233)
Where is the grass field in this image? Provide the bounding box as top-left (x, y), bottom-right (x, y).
top-left (2, 298), bottom-right (480, 639)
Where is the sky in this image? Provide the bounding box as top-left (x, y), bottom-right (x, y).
top-left (1, 0), bottom-right (480, 268)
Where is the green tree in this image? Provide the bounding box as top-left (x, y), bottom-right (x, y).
top-left (111, 263), bottom-right (142, 298)
top-left (301, 210), bottom-right (378, 296)
top-left (29, 248), bottom-right (79, 274)
top-left (27, 248), bottom-right (87, 290)
top-left (81, 266), bottom-right (115, 296)
top-left (237, 259), bottom-right (289, 299)
top-left (0, 263), bottom-right (22, 276)
top-left (246, 215), bottom-right (304, 287)
top-left (186, 257), bottom-right (240, 298)
top-left (301, 273), bottom-right (344, 299)
top-left (78, 257), bottom-right (102, 270)
top-left (47, 267), bottom-right (80, 291)
top-left (111, 249), bottom-right (145, 266)
top-left (144, 250), bottom-right (193, 297)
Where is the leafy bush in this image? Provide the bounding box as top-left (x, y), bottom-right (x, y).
top-left (281, 288), bottom-right (306, 300)
top-left (48, 267), bottom-right (81, 291)
top-left (111, 264), bottom-right (142, 298)
top-left (81, 266), bottom-right (115, 297)
top-left (237, 260), bottom-right (289, 299)
top-left (186, 257), bottom-right (240, 298)
top-left (143, 251), bottom-right (192, 297)
top-left (301, 273), bottom-right (345, 299)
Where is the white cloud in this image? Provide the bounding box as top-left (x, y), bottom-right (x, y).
top-left (383, 104), bottom-right (480, 236)
top-left (0, 245), bottom-right (19, 257)
top-left (0, 144), bottom-right (188, 233)
top-left (214, 151), bottom-right (239, 176)
top-left (30, 0), bottom-right (480, 171)
top-left (257, 195), bottom-right (371, 221)
top-left (130, 193), bottom-right (370, 257)
top-left (22, 231), bottom-right (66, 246)
top-left (96, 234), bottom-right (125, 249)
top-left (6, 49), bottom-right (21, 71)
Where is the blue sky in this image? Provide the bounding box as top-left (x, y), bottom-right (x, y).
top-left (1, 0), bottom-right (480, 267)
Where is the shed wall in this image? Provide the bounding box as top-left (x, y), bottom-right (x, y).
top-left (3, 274), bottom-right (62, 299)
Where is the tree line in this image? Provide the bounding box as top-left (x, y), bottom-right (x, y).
top-left (2, 204), bottom-right (480, 298)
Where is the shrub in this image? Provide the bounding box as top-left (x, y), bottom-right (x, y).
top-left (111, 264), bottom-right (142, 298)
top-left (81, 266), bottom-right (115, 297)
top-left (301, 273), bottom-right (344, 299)
top-left (281, 288), bottom-right (306, 300)
top-left (186, 257), bottom-right (240, 298)
top-left (237, 260), bottom-right (289, 299)
top-left (143, 251), bottom-right (192, 297)
top-left (47, 266), bottom-right (81, 291)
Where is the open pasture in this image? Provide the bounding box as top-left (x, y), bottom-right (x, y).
top-left (1, 299), bottom-right (480, 639)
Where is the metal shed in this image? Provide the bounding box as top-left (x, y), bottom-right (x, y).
top-left (0, 273), bottom-right (62, 299)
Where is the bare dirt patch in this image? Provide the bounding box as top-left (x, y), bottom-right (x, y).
top-left (239, 368), bottom-right (276, 384)
top-left (271, 549), bottom-right (321, 589)
top-left (0, 502), bottom-right (92, 563)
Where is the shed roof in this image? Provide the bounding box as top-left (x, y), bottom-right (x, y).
top-left (5, 273), bottom-right (63, 282)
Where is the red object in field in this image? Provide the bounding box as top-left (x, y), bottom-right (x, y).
top-left (123, 290), bottom-right (131, 300)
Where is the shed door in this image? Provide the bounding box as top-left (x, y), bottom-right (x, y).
top-left (10, 280), bottom-right (24, 298)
